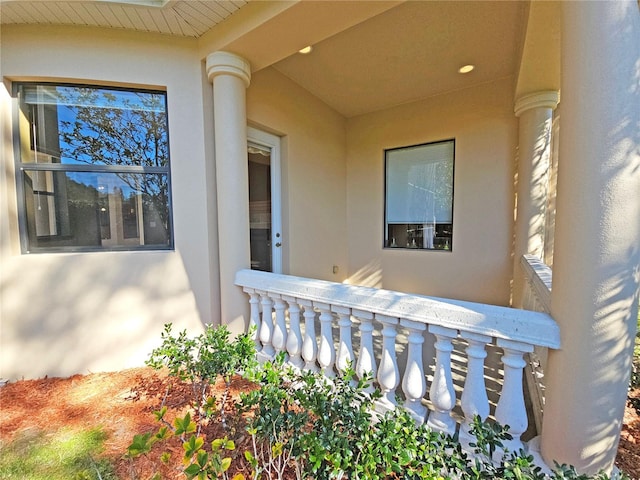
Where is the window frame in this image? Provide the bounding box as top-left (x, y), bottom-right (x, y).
top-left (383, 139), bottom-right (455, 251)
top-left (12, 81), bottom-right (175, 253)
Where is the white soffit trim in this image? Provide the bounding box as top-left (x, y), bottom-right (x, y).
top-left (0, 0), bottom-right (248, 38)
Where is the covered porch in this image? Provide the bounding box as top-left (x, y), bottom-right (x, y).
top-left (0, 0), bottom-right (638, 476)
top-left (207, 1), bottom-right (640, 475)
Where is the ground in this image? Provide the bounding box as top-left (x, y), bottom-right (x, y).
top-left (0, 368), bottom-right (260, 479)
top-left (0, 367), bottom-right (638, 479)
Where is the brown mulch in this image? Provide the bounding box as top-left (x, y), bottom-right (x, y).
top-left (0, 367), bottom-right (260, 480)
top-left (618, 389), bottom-right (640, 479)
top-left (0, 367), bottom-right (639, 479)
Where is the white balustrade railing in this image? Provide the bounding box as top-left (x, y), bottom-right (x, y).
top-left (236, 268), bottom-right (560, 452)
top-left (520, 254), bottom-right (554, 436)
top-left (521, 254), bottom-right (552, 314)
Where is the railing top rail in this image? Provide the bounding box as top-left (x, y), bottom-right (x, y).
top-left (521, 254), bottom-right (553, 308)
top-left (235, 269), bottom-right (560, 349)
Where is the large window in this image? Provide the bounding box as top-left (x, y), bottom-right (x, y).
top-left (384, 139), bottom-right (454, 251)
top-left (14, 83), bottom-right (173, 252)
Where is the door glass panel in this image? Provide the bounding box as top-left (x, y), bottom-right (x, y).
top-left (248, 144), bottom-right (272, 271)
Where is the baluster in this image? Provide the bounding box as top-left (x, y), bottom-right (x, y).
top-left (315, 302), bottom-right (336, 378)
top-left (401, 319), bottom-right (427, 423)
top-left (258, 291), bottom-right (275, 358)
top-left (244, 288), bottom-right (262, 352)
top-left (354, 310), bottom-right (377, 393)
top-left (299, 300), bottom-right (318, 372)
top-left (283, 296), bottom-right (303, 368)
top-left (426, 325), bottom-right (457, 436)
top-left (270, 295), bottom-right (288, 357)
top-left (459, 331), bottom-right (491, 447)
top-left (495, 339), bottom-right (533, 454)
top-left (333, 306), bottom-right (354, 375)
top-left (376, 314), bottom-right (400, 408)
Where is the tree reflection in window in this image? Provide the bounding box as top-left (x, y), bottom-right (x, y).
top-left (16, 83), bottom-right (173, 252)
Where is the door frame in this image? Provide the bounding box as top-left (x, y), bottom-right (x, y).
top-left (247, 126), bottom-right (282, 274)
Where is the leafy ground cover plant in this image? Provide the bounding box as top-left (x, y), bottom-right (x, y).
top-left (145, 323), bottom-right (257, 431)
top-left (126, 323), bottom-right (256, 479)
top-left (239, 355), bottom-right (380, 480)
top-left (127, 323), bottom-right (631, 480)
top-left (240, 356), bottom-right (629, 480)
top-left (239, 357), bottom-right (311, 479)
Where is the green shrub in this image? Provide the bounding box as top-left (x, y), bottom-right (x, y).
top-left (146, 323), bottom-right (256, 430)
top-left (129, 323), bottom-right (629, 480)
top-left (239, 356), bottom-right (379, 479)
top-left (127, 323), bottom-right (256, 479)
top-left (240, 357), bottom-right (627, 480)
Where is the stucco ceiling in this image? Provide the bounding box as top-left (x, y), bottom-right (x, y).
top-left (271, 1), bottom-right (527, 117)
top-left (0, 0), bottom-right (528, 118)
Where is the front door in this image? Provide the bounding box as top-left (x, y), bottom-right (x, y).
top-left (247, 127), bottom-right (282, 273)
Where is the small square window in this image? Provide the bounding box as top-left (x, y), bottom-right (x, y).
top-left (13, 83), bottom-right (173, 253)
top-left (384, 139), bottom-right (454, 251)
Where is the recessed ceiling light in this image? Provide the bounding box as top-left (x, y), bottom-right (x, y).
top-left (458, 64), bottom-right (475, 74)
top-left (298, 46), bottom-right (313, 55)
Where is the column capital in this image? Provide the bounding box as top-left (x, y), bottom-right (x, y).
top-left (514, 90), bottom-right (559, 117)
top-left (206, 51), bottom-right (251, 87)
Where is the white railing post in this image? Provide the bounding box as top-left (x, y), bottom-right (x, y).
top-left (401, 319), bottom-right (427, 423)
top-left (354, 309), bottom-right (377, 393)
top-left (315, 302), bottom-right (336, 378)
top-left (299, 300), bottom-right (319, 372)
top-left (459, 331), bottom-right (491, 447)
top-left (283, 295), bottom-right (303, 368)
top-left (376, 314), bottom-right (400, 408)
top-left (495, 338), bottom-right (534, 453)
top-left (520, 254), bottom-right (553, 434)
top-left (258, 290), bottom-right (275, 358)
top-left (427, 325), bottom-right (458, 436)
top-left (333, 306), bottom-right (355, 375)
top-left (244, 288), bottom-right (262, 352)
top-left (270, 294), bottom-right (288, 357)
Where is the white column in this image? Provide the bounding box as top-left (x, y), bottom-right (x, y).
top-left (333, 306), bottom-right (355, 375)
top-left (284, 296), bottom-right (303, 368)
top-left (271, 295), bottom-right (288, 356)
top-left (300, 300), bottom-right (319, 372)
top-left (459, 332), bottom-right (491, 447)
top-left (427, 325), bottom-right (457, 436)
top-left (541, 2), bottom-right (640, 474)
top-left (315, 302), bottom-right (336, 378)
top-left (354, 309), bottom-right (377, 393)
top-left (376, 314), bottom-right (400, 409)
top-left (512, 90), bottom-right (559, 308)
top-left (258, 291), bottom-right (274, 358)
top-left (495, 339), bottom-right (532, 454)
top-left (206, 51), bottom-right (252, 333)
top-left (244, 288), bottom-right (262, 352)
top-left (401, 319), bottom-right (427, 423)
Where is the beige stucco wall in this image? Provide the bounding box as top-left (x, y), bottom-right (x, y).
top-left (0, 25), bottom-right (517, 379)
top-left (247, 67), bottom-right (348, 281)
top-left (0, 25), bottom-right (214, 380)
top-left (346, 77), bottom-right (517, 305)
